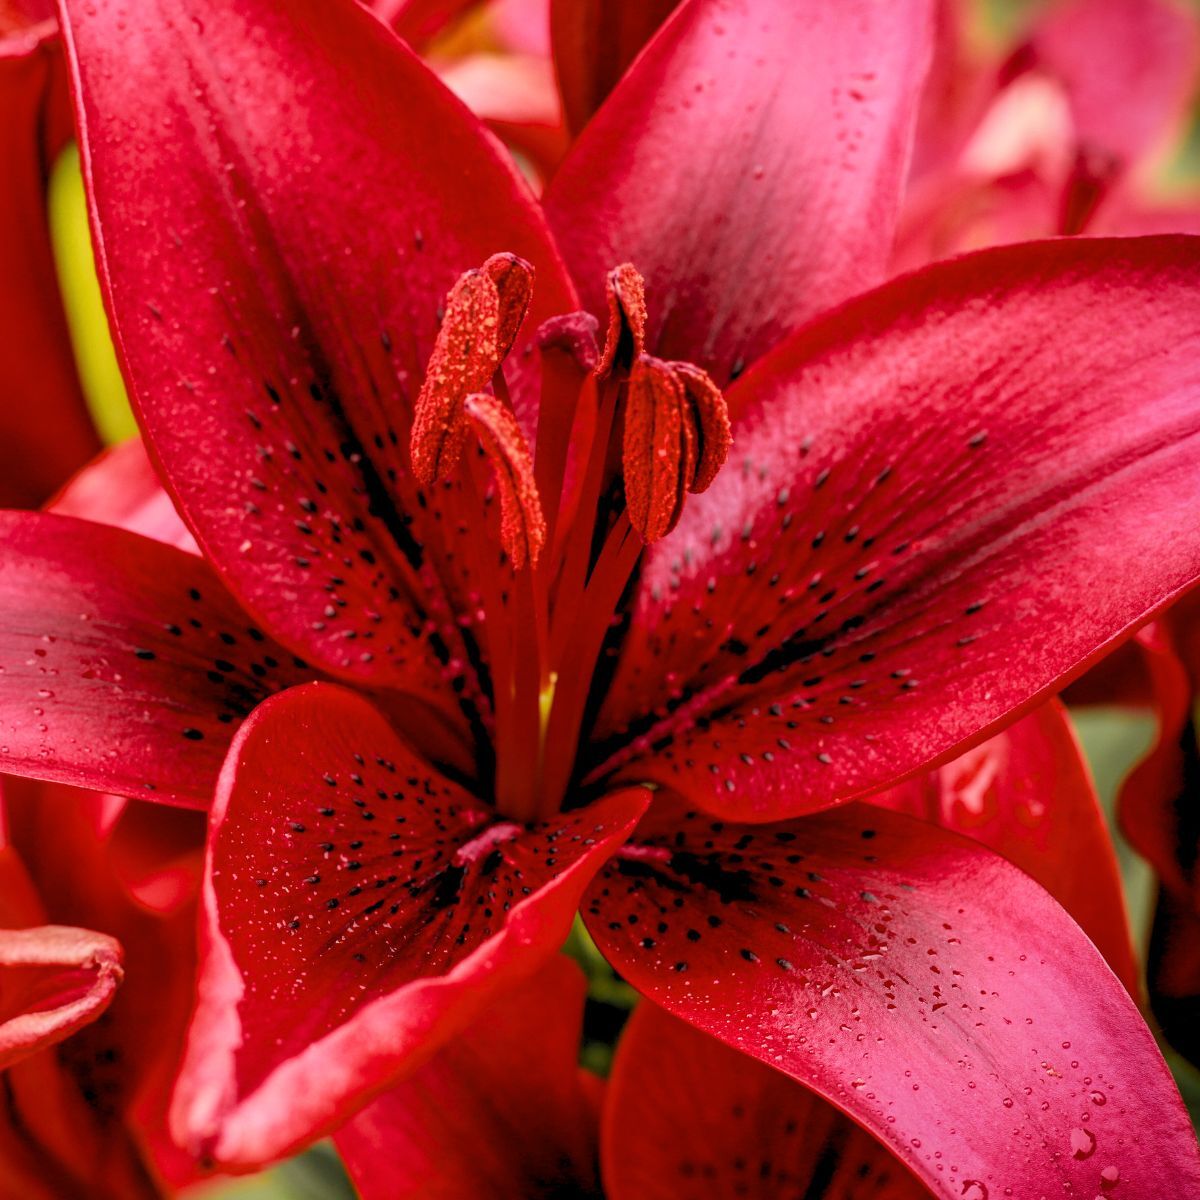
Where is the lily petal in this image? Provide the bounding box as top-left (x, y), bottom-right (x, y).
top-left (604, 1001), bottom-right (928, 1199)
top-left (50, 437), bottom-right (197, 552)
top-left (0, 511), bottom-right (313, 807)
top-left (0, 12), bottom-right (99, 506)
top-left (545, 0), bottom-right (934, 388)
top-left (60, 0), bottom-right (576, 703)
top-left (1115, 621), bottom-right (1193, 894)
top-left (584, 796), bottom-right (1200, 1200)
top-left (0, 924), bottom-right (123, 1071)
top-left (173, 682), bottom-right (645, 1167)
top-left (549, 0), bottom-right (679, 135)
top-left (335, 955), bottom-right (599, 1198)
top-left (874, 700), bottom-right (1137, 992)
top-left (599, 237), bottom-right (1200, 820)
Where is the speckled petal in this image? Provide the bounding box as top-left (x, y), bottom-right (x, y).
top-left (0, 511), bottom-right (313, 807)
top-left (597, 237), bottom-right (1200, 821)
top-left (604, 1001), bottom-right (928, 1199)
top-left (874, 700), bottom-right (1137, 992)
top-left (584, 796), bottom-right (1200, 1200)
top-left (60, 0), bottom-right (577, 709)
top-left (172, 683), bottom-right (645, 1167)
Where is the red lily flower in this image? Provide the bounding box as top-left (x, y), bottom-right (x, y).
top-left (4, 0), bottom-right (1200, 1192)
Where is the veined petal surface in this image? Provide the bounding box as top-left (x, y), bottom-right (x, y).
top-left (604, 1002), bottom-right (928, 1199)
top-left (336, 955), bottom-right (600, 1198)
top-left (584, 797), bottom-right (1200, 1200)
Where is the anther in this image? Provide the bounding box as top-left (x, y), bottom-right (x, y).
top-left (481, 252), bottom-right (534, 359)
top-left (463, 393), bottom-right (547, 569)
top-left (622, 355), bottom-right (731, 543)
top-left (410, 255), bottom-right (534, 487)
top-left (597, 262), bottom-right (647, 378)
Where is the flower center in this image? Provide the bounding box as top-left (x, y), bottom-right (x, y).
top-left (410, 257), bottom-right (730, 821)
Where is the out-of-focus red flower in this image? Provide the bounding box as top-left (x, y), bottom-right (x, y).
top-left (897, 0), bottom-right (1200, 265)
top-left (1, 0), bottom-right (1199, 1195)
top-left (335, 954), bottom-right (602, 1198)
top-left (0, 779), bottom-right (203, 1196)
top-left (0, 1), bottom-right (99, 507)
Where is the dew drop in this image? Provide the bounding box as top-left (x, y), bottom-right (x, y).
top-left (1089, 1090), bottom-right (1107, 1106)
top-left (1070, 1127), bottom-right (1097, 1160)
top-left (961, 1181), bottom-right (988, 1200)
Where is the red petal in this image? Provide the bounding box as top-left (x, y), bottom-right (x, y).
top-left (0, 15), bottom-right (99, 507)
top-left (50, 437), bottom-right (198, 552)
top-left (438, 52), bottom-right (568, 185)
top-left (874, 700), bottom-right (1137, 993)
top-left (61, 0), bottom-right (576, 700)
top-left (1108, 620), bottom-right (1200, 1063)
top-left (0, 511), bottom-right (313, 806)
top-left (172, 683), bottom-right (645, 1166)
top-left (1115, 622), bottom-right (1192, 894)
top-left (584, 796), bottom-right (1200, 1199)
top-left (336, 955), bottom-right (599, 1198)
top-left (598, 237), bottom-right (1200, 820)
top-left (0, 924), bottom-right (122, 1070)
top-left (604, 1001), bottom-right (927, 1199)
top-left (550, 0), bottom-right (680, 135)
top-left (0, 836), bottom-right (125, 1070)
top-left (545, 0), bottom-right (934, 388)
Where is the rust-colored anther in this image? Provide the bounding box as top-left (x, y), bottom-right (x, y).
top-left (463, 392), bottom-right (547, 570)
top-left (597, 262), bottom-right (647, 378)
top-left (410, 269), bottom-right (501, 487)
top-left (622, 356), bottom-right (692, 543)
top-left (410, 254), bottom-right (535, 489)
top-left (622, 356), bottom-right (731, 544)
top-left (671, 360), bottom-right (731, 494)
top-left (481, 252), bottom-right (535, 359)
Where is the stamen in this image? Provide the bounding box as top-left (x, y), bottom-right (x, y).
top-left (463, 393), bottom-right (547, 570)
top-left (409, 256), bottom-right (534, 487)
top-left (621, 355), bottom-right (730, 543)
top-left (673, 360), bottom-right (732, 494)
top-left (481, 252), bottom-right (534, 358)
top-left (623, 356), bottom-right (691, 543)
top-left (596, 262), bottom-right (647, 378)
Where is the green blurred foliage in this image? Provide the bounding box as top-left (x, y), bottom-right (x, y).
top-left (197, 1145), bottom-right (355, 1200)
top-left (47, 145), bottom-right (137, 445)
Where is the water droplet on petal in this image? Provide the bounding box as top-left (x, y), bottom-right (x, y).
top-left (1070, 1127), bottom-right (1097, 1160)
